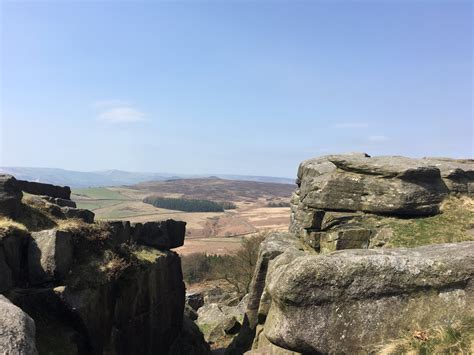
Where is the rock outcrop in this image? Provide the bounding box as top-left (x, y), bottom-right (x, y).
top-left (0, 176), bottom-right (209, 354)
top-left (132, 220), bottom-right (186, 249)
top-left (16, 180), bottom-right (71, 200)
top-left (422, 157), bottom-right (474, 195)
top-left (0, 295), bottom-right (37, 355)
top-left (233, 154), bottom-right (474, 354)
top-left (0, 175), bottom-right (23, 218)
top-left (28, 230), bottom-right (74, 285)
top-left (264, 242), bottom-right (474, 353)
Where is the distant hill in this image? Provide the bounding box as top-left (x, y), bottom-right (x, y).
top-left (132, 178), bottom-right (295, 202)
top-left (0, 167), bottom-right (294, 188)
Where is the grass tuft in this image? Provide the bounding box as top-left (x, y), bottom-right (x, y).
top-left (376, 317), bottom-right (474, 354)
top-left (365, 196), bottom-right (474, 248)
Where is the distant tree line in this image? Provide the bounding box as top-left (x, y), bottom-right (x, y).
top-left (266, 201), bottom-right (290, 207)
top-left (143, 196), bottom-right (236, 212)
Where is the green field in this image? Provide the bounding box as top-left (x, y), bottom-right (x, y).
top-left (72, 187), bottom-right (129, 200)
top-left (72, 188), bottom-right (133, 211)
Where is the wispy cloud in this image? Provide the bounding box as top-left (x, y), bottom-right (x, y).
top-left (333, 122), bottom-right (369, 129)
top-left (368, 135), bottom-right (389, 142)
top-left (94, 100), bottom-right (146, 123)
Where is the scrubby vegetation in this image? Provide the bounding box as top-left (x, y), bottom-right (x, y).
top-left (143, 196), bottom-right (236, 212)
top-left (181, 232), bottom-right (267, 296)
top-left (364, 196), bottom-right (474, 248)
top-left (377, 317), bottom-right (474, 354)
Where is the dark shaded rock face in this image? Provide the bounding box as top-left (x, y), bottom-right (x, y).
top-left (57, 251), bottom-right (186, 354)
top-left (132, 220), bottom-right (186, 249)
top-left (16, 180), bottom-right (71, 200)
top-left (28, 230), bottom-right (74, 285)
top-left (61, 207), bottom-right (95, 223)
top-left (0, 174), bottom-right (23, 218)
top-left (422, 157), bottom-right (474, 195)
top-left (264, 242), bottom-right (474, 354)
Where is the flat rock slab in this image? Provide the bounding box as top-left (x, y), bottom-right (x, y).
top-left (264, 242), bottom-right (474, 354)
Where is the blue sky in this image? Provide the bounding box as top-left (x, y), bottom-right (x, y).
top-left (1, 0), bottom-right (472, 178)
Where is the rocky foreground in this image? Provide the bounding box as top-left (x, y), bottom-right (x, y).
top-left (1, 153), bottom-right (473, 354)
top-left (0, 175), bottom-right (208, 354)
top-left (227, 154), bottom-right (474, 354)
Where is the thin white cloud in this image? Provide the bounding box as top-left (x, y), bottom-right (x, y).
top-left (98, 106), bottom-right (146, 123)
top-left (93, 100), bottom-right (146, 123)
top-left (368, 135), bottom-right (389, 142)
top-left (333, 122), bottom-right (369, 129)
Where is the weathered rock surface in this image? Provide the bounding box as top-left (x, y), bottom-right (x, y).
top-left (197, 302), bottom-right (245, 343)
top-left (61, 207), bottom-right (95, 223)
top-left (422, 157), bottom-right (474, 195)
top-left (132, 220), bottom-right (186, 249)
top-left (264, 242), bottom-right (474, 354)
top-left (28, 229), bottom-right (73, 285)
top-left (56, 250), bottom-right (185, 354)
top-left (16, 180), bottom-right (71, 200)
top-left (295, 154), bottom-right (449, 219)
top-left (0, 295), bottom-right (38, 355)
top-left (0, 174), bottom-right (23, 218)
top-left (226, 233), bottom-right (304, 354)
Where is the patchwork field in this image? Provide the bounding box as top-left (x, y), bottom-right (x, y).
top-left (72, 178), bottom-right (293, 255)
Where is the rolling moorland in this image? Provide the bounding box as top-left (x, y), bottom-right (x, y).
top-left (71, 178), bottom-right (294, 255)
top-left (0, 167), bottom-right (294, 188)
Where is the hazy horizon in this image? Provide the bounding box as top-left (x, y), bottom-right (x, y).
top-left (1, 1), bottom-right (472, 177)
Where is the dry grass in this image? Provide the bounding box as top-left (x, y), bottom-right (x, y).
top-left (99, 250), bottom-right (131, 280)
top-left (132, 245), bottom-right (166, 262)
top-left (376, 317), bottom-right (474, 354)
top-left (0, 217), bottom-right (28, 233)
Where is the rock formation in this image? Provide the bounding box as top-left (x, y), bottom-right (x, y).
top-left (231, 153), bottom-right (474, 354)
top-left (0, 175), bottom-right (209, 354)
top-left (265, 242), bottom-right (473, 353)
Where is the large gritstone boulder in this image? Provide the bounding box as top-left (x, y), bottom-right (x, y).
top-left (0, 295), bottom-right (38, 355)
top-left (298, 154), bottom-right (448, 216)
top-left (16, 180), bottom-right (71, 200)
top-left (226, 233), bottom-right (304, 354)
top-left (132, 220), bottom-right (186, 249)
top-left (28, 229), bottom-right (73, 285)
top-left (0, 174), bottom-right (23, 218)
top-left (264, 242), bottom-right (474, 354)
